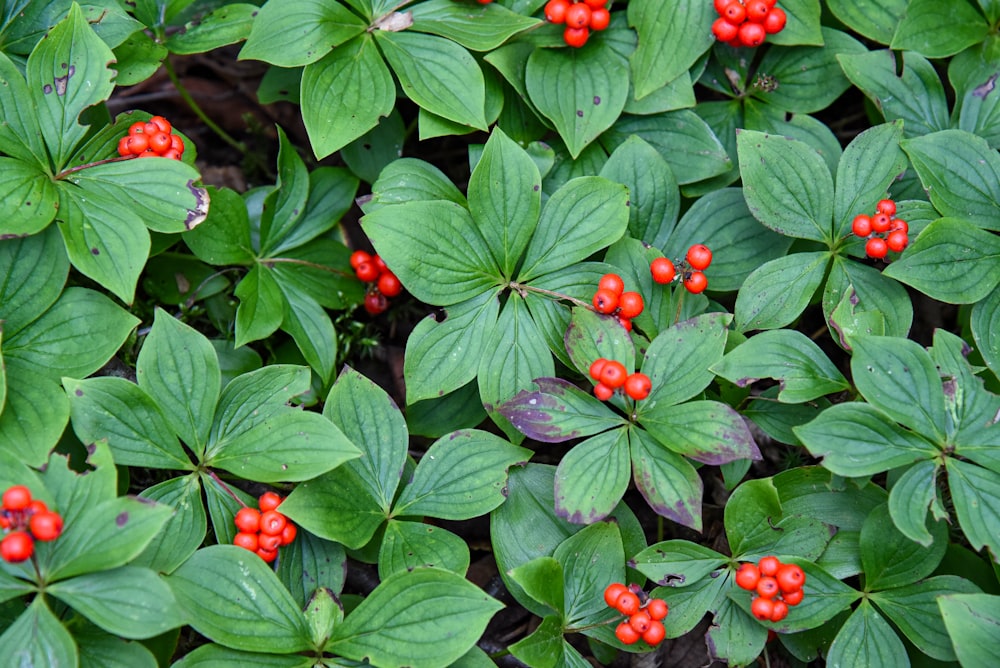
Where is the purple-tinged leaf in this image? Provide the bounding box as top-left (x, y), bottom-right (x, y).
top-left (641, 400), bottom-right (761, 465)
top-left (500, 377), bottom-right (623, 443)
top-left (629, 428), bottom-right (703, 531)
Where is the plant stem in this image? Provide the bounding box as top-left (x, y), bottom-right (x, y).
top-left (163, 57), bottom-right (246, 154)
top-left (206, 470), bottom-right (246, 507)
top-left (511, 282), bottom-right (592, 309)
top-left (262, 257), bottom-right (353, 277)
top-left (54, 154), bottom-right (136, 180)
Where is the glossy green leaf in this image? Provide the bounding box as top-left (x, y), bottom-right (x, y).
top-left (734, 252), bottom-right (830, 331)
top-left (0, 158), bottom-right (58, 236)
top-left (554, 428), bottom-right (630, 525)
top-left (75, 624), bottom-right (158, 668)
top-left (643, 312), bottom-right (732, 405)
top-left (946, 458), bottom-right (1000, 560)
top-left (408, 0), bottom-right (541, 51)
top-left (887, 460), bottom-right (939, 546)
top-left (827, 0), bottom-right (907, 42)
top-left (509, 614), bottom-right (564, 668)
top-left (182, 186), bottom-right (255, 265)
top-left (501, 378), bottom-right (623, 444)
top-left (132, 474), bottom-right (206, 574)
top-left (277, 287), bottom-right (337, 383)
top-left (279, 464), bottom-right (386, 549)
top-left (508, 558), bottom-right (564, 616)
top-left (0, 597), bottom-right (77, 668)
top-left (0, 226), bottom-right (68, 336)
top-left (0, 51), bottom-right (46, 163)
top-left (632, 540), bottom-right (727, 588)
top-left (599, 135), bottom-right (679, 247)
top-left (827, 600), bottom-right (907, 668)
top-left (166, 3), bottom-right (257, 54)
top-left (0, 361), bottom-right (70, 466)
top-left (707, 596), bottom-right (768, 666)
top-left (891, 0), bottom-right (988, 58)
top-left (172, 644), bottom-right (313, 667)
top-left (627, 0), bottom-right (714, 99)
top-left (939, 593), bottom-right (1000, 668)
top-left (873, 575), bottom-right (980, 661)
top-left (861, 503), bottom-right (948, 590)
top-left (238, 0), bottom-right (365, 67)
top-left (556, 521), bottom-right (624, 628)
top-left (824, 256), bottom-right (913, 341)
top-left (971, 283), bottom-right (1000, 380)
top-left (234, 265), bottom-right (284, 347)
top-left (276, 531), bottom-right (347, 610)
top-left (259, 127), bottom-right (310, 252)
top-left (378, 520), bottom-right (470, 579)
top-left (833, 121), bottom-right (908, 236)
top-left (641, 400), bottom-right (761, 465)
top-left (563, 306), bottom-right (636, 386)
top-left (364, 156), bottom-right (467, 210)
top-left (629, 428), bottom-right (703, 531)
top-left (724, 477), bottom-right (781, 557)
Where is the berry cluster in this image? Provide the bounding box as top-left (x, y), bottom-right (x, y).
top-left (116, 116), bottom-right (185, 160)
top-left (350, 250), bottom-right (403, 315)
top-left (650, 243), bottom-right (713, 294)
top-left (589, 359), bottom-right (651, 401)
top-left (233, 492), bottom-right (297, 563)
top-left (604, 583), bottom-right (668, 646)
top-left (0, 485), bottom-right (64, 563)
top-left (851, 199), bottom-right (909, 260)
top-left (544, 0), bottom-right (611, 48)
top-left (734, 556), bottom-right (805, 623)
top-left (592, 273), bottom-right (643, 331)
top-left (711, 0), bottom-right (786, 48)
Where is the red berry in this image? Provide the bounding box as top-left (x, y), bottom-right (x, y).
top-left (280, 523), bottom-right (297, 545)
top-left (169, 134), bottom-right (185, 154)
top-left (149, 115), bottom-right (172, 133)
top-left (117, 136), bottom-right (132, 157)
top-left (871, 212), bottom-right (892, 233)
top-left (377, 271), bottom-right (403, 298)
top-left (782, 588), bottom-right (804, 606)
top-left (758, 556), bottom-right (780, 576)
top-left (886, 230), bottom-right (908, 253)
top-left (234, 531), bottom-right (259, 551)
top-left (544, 0), bottom-right (570, 23)
top-left (615, 591), bottom-right (641, 615)
top-left (604, 583), bottom-right (629, 607)
top-left (161, 149), bottom-right (182, 161)
top-left (137, 150), bottom-right (158, 158)
top-left (234, 507), bottom-right (261, 533)
top-left (769, 599), bottom-right (789, 622)
top-left (258, 532), bottom-right (282, 551)
top-left (259, 491), bottom-right (283, 512)
top-left (712, 17), bottom-right (740, 42)
top-left (563, 25), bottom-right (589, 47)
top-left (127, 133), bottom-right (149, 155)
top-left (29, 511), bottom-right (63, 541)
top-left (27, 500), bottom-right (48, 514)
top-left (565, 3), bottom-right (592, 28)
top-left (259, 510), bottom-right (287, 536)
top-left (589, 7), bottom-right (610, 30)
top-left (735, 562), bottom-right (761, 590)
top-left (600, 361), bottom-right (628, 390)
top-left (615, 620), bottom-right (641, 645)
top-left (762, 6), bottom-right (786, 33)
top-left (2, 485), bottom-right (32, 511)
top-left (876, 199), bottom-right (897, 216)
top-left (646, 598), bottom-right (669, 621)
top-left (373, 255), bottom-right (388, 272)
top-left (618, 291), bottom-right (644, 319)
top-left (148, 131), bottom-right (172, 154)
top-left (144, 121), bottom-right (159, 135)
top-left (775, 564), bottom-right (805, 593)
top-left (592, 288), bottom-right (619, 314)
top-left (624, 373), bottom-right (651, 401)
top-left (714, 0), bottom-right (735, 13)
top-left (256, 547), bottom-right (278, 563)
top-left (751, 596), bottom-right (774, 620)
top-left (757, 576), bottom-right (780, 599)
top-left (745, 0), bottom-right (770, 22)
top-left (128, 121), bottom-right (146, 136)
top-left (618, 315), bottom-right (632, 332)
top-left (684, 271), bottom-right (708, 294)
top-left (583, 0), bottom-right (606, 7)
top-left (642, 620), bottom-right (666, 645)
top-left (355, 261), bottom-right (380, 283)
top-left (1, 531), bottom-right (34, 563)
top-left (650, 257), bottom-right (676, 284)
top-left (723, 2), bottom-right (746, 24)
top-left (593, 382), bottom-right (614, 401)
top-left (866, 237), bottom-right (888, 259)
top-left (889, 218), bottom-right (908, 234)
top-left (686, 244), bottom-right (713, 270)
top-left (738, 21), bottom-right (766, 47)
top-left (629, 610), bottom-right (652, 633)
top-left (589, 358), bottom-right (608, 381)
top-left (349, 250), bottom-right (372, 270)
top-left (598, 273), bottom-right (625, 296)
top-left (852, 214), bottom-right (872, 237)
top-left (364, 291), bottom-right (389, 315)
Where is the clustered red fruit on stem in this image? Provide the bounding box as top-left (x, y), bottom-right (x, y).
top-left (650, 243), bottom-right (714, 294)
top-left (350, 250), bottom-right (403, 315)
top-left (734, 555), bottom-right (806, 623)
top-left (233, 491), bottom-right (297, 563)
top-left (711, 0), bottom-right (786, 48)
top-left (603, 583), bottom-right (668, 646)
top-left (592, 272), bottom-right (643, 331)
top-left (0, 485), bottom-right (64, 563)
top-left (851, 198), bottom-right (909, 260)
top-left (544, 0), bottom-right (611, 48)
top-left (589, 358), bottom-right (651, 401)
top-left (116, 115), bottom-right (185, 160)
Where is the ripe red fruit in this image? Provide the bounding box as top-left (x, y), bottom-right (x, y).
top-left (598, 273), bottom-right (625, 296)
top-left (866, 237), bottom-right (889, 259)
top-left (128, 121), bottom-right (146, 135)
top-left (886, 230), bottom-right (908, 253)
top-left (589, 358), bottom-right (608, 381)
top-left (144, 122), bottom-right (160, 135)
top-left (589, 7), bottom-right (610, 30)
top-left (615, 620), bottom-right (641, 645)
top-left (889, 218), bottom-right (909, 234)
top-left (600, 361), bottom-right (628, 390)
top-left (349, 250), bottom-right (372, 270)
top-left (149, 115), bottom-right (172, 133)
top-left (769, 599), bottom-right (789, 622)
top-left (29, 511), bottom-right (63, 541)
top-left (615, 591), bottom-right (641, 616)
top-left (259, 491), bottom-right (283, 512)
top-left (234, 507), bottom-right (261, 533)
top-left (642, 620), bottom-right (666, 645)
top-left (280, 523), bottom-right (297, 545)
top-left (782, 588), bottom-right (804, 606)
top-left (565, 3), bottom-right (592, 28)
top-left (714, 0), bottom-right (735, 13)
top-left (775, 564), bottom-right (806, 593)
top-left (161, 149), bottom-right (182, 161)
top-left (751, 596), bottom-right (774, 620)
top-left (745, 0), bottom-right (770, 22)
top-left (364, 291), bottom-right (389, 315)
top-left (259, 510), bottom-right (287, 536)
top-left (618, 291), bottom-right (644, 319)
top-left (117, 136), bottom-right (132, 157)
top-left (738, 21), bottom-right (766, 47)
top-left (27, 500), bottom-right (48, 514)
top-left (735, 562), bottom-right (761, 590)
top-left (650, 257), bottom-right (676, 284)
top-left (624, 373), bottom-right (652, 401)
top-left (148, 131), bottom-right (172, 154)
top-left (723, 2), bottom-right (746, 24)
top-left (629, 610), bottom-right (652, 633)
top-left (378, 271), bottom-right (403, 298)
top-left (355, 261), bottom-right (380, 283)
top-left (544, 0), bottom-right (570, 23)
top-left (686, 244), bottom-right (713, 270)
top-left (852, 214), bottom-right (872, 237)
top-left (2, 485), bottom-right (32, 511)
top-left (258, 532), bottom-right (282, 551)
top-left (762, 6), bottom-right (786, 33)
top-left (1, 531), bottom-right (34, 563)
top-left (563, 25), bottom-right (589, 47)
top-left (169, 134), bottom-right (185, 154)
top-left (127, 133), bottom-right (150, 155)
top-left (758, 556), bottom-right (780, 576)
top-left (594, 382), bottom-right (614, 401)
top-left (646, 598), bottom-right (669, 621)
top-left (876, 199), bottom-right (897, 216)
top-left (684, 271), bottom-right (708, 294)
top-left (593, 288), bottom-right (620, 314)
top-left (604, 583), bottom-right (629, 607)
top-left (233, 531), bottom-right (259, 551)
top-left (618, 315), bottom-right (632, 332)
top-left (871, 212), bottom-right (892, 233)
top-left (583, 0), bottom-right (607, 7)
top-left (712, 17), bottom-right (740, 42)
top-left (757, 576), bottom-right (780, 599)
top-left (256, 547), bottom-right (278, 563)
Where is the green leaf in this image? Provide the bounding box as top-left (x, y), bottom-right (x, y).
top-left (891, 0), bottom-right (989, 58)
top-left (734, 252), bottom-right (830, 332)
top-left (901, 130), bottom-right (1000, 230)
top-left (75, 624), bottom-right (158, 668)
top-left (887, 460), bottom-right (939, 546)
top-left (0, 51), bottom-right (46, 164)
top-left (48, 566), bottom-right (183, 639)
top-left (0, 597), bottom-right (78, 668)
top-left (827, 600), bottom-right (908, 668)
top-left (393, 429), bottom-right (530, 519)
top-left (972, 283), bottom-right (1000, 380)
top-left (258, 127), bottom-right (310, 253)
top-left (509, 615), bottom-right (564, 668)
top-left (171, 644), bottom-right (314, 667)
top-left (0, 226), bottom-right (69, 336)
top-left (132, 474), bottom-right (206, 574)
top-left (833, 121), bottom-right (908, 236)
top-left (838, 50), bottom-right (951, 139)
top-left (26, 3), bottom-right (116, 168)
top-left (824, 256), bottom-right (913, 341)
top-left (500, 378), bottom-right (623, 444)
top-left (363, 200), bottom-right (500, 306)
top-left (378, 520), bottom-right (470, 579)
top-left (631, 540), bottom-right (727, 588)
top-left (554, 428), bottom-right (630, 524)
top-left (137, 309), bottom-right (220, 451)
top-left (279, 464), bottom-right (386, 549)
top-left (277, 286), bottom-right (337, 383)
top-left (599, 135), bottom-right (679, 247)
top-left (0, 365), bottom-right (69, 466)
top-left (712, 329), bottom-right (850, 403)
top-left (182, 186), bottom-right (255, 265)
top-left (629, 428), bottom-right (703, 531)
top-left (939, 593), bottom-right (1000, 668)
top-left (408, 0), bottom-right (541, 52)
top-left (707, 596), bottom-right (768, 666)
top-left (365, 157), bottom-right (467, 210)
top-left (642, 400), bottom-right (761, 465)
top-left (627, 0), bottom-right (714, 99)
top-left (168, 545), bottom-right (312, 653)
top-left (556, 521), bottom-right (625, 628)
top-left (794, 402), bottom-right (938, 476)
top-left (736, 129), bottom-right (834, 242)
top-left (275, 166), bottom-right (359, 253)
top-left (724, 478), bottom-right (781, 557)
top-left (238, 0), bottom-right (365, 67)
top-left (827, 0), bottom-right (908, 43)
top-left (525, 45), bottom-right (628, 159)
top-left (563, 306), bottom-right (636, 387)
top-left (375, 30), bottom-right (486, 130)
top-left (328, 567), bottom-right (503, 668)
top-left (234, 265), bottom-right (284, 347)
top-left (765, 0), bottom-right (824, 46)
top-left (883, 217), bottom-right (1000, 303)
top-left (861, 503), bottom-right (948, 590)
top-left (166, 3), bottom-right (257, 54)
top-left (946, 458), bottom-right (1000, 560)
top-left (276, 531), bottom-right (346, 610)
top-left (0, 158), bottom-right (58, 236)
top-left (508, 558), bottom-right (565, 616)
top-left (209, 364), bottom-right (311, 441)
